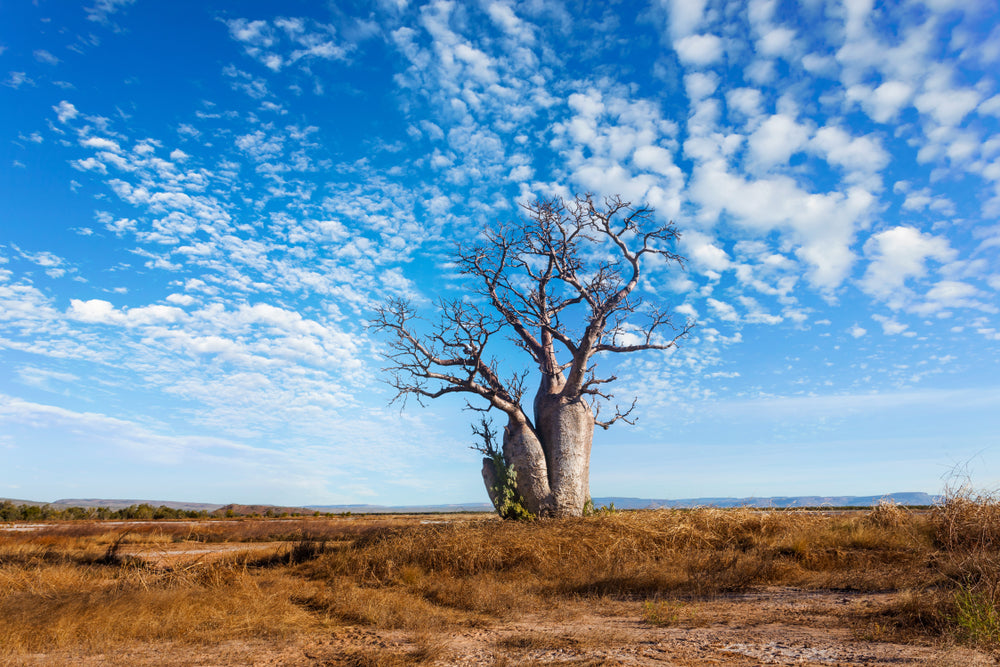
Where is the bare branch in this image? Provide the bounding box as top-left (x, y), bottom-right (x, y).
top-left (469, 416), bottom-right (501, 457)
top-left (371, 193), bottom-right (692, 434)
top-left (369, 297), bottom-right (530, 418)
top-left (593, 397), bottom-right (639, 430)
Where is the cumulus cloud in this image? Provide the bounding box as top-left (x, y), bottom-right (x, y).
top-left (847, 80), bottom-right (913, 123)
top-left (53, 101), bottom-right (78, 123)
top-left (748, 114), bottom-right (810, 168)
top-left (872, 314), bottom-right (910, 336)
top-left (861, 227), bottom-right (956, 301)
top-left (811, 126), bottom-right (889, 176)
top-left (914, 85), bottom-right (980, 126)
top-left (684, 231), bottom-right (731, 273)
top-left (664, 0), bottom-right (708, 40)
top-left (726, 87), bottom-right (763, 119)
top-left (757, 27), bottom-right (796, 57)
top-left (912, 280), bottom-right (988, 316)
top-left (688, 158), bottom-right (876, 290)
top-left (707, 297), bottom-right (739, 322)
top-left (674, 34), bottom-right (724, 66)
top-left (67, 298), bottom-right (122, 324)
top-left (81, 136), bottom-right (122, 152)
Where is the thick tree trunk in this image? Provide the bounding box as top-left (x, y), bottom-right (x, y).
top-left (503, 416), bottom-right (556, 516)
top-left (534, 393), bottom-right (593, 517)
top-left (480, 388), bottom-right (594, 519)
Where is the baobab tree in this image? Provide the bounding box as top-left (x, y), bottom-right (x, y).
top-left (372, 194), bottom-right (692, 518)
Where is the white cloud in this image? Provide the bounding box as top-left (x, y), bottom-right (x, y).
top-left (166, 293), bottom-right (196, 306)
top-left (67, 298), bottom-right (123, 324)
top-left (226, 19), bottom-right (275, 48)
top-left (757, 27), bottom-right (796, 57)
top-left (689, 161), bottom-right (876, 290)
top-left (848, 324), bottom-right (867, 338)
top-left (53, 101), bottom-right (78, 123)
top-left (872, 314), bottom-right (909, 335)
top-left (748, 114), bottom-right (809, 168)
top-left (738, 295), bottom-right (783, 324)
top-left (664, 0), bottom-right (708, 40)
top-left (912, 280), bottom-right (987, 315)
top-left (684, 72), bottom-right (718, 100)
top-left (980, 95), bottom-right (1000, 117)
top-left (5, 72), bottom-right (33, 89)
top-left (486, 2), bottom-right (530, 41)
top-left (811, 126), bottom-right (889, 175)
top-left (81, 136), bottom-right (122, 152)
top-left (632, 145), bottom-right (680, 177)
top-left (684, 231), bottom-right (731, 272)
top-left (34, 50), bottom-right (60, 65)
top-left (847, 80), bottom-right (913, 123)
top-left (675, 34), bottom-right (724, 66)
top-left (707, 298), bottom-right (739, 322)
top-left (914, 86), bottom-right (980, 126)
top-left (726, 88), bottom-right (763, 118)
top-left (675, 303), bottom-right (698, 320)
top-left (85, 0), bottom-right (135, 23)
top-left (861, 226), bottom-right (956, 300)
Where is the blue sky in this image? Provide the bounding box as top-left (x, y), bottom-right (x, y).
top-left (2, 0), bottom-right (999, 506)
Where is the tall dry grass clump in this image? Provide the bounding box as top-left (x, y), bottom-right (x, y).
top-left (930, 486), bottom-right (1000, 650)
top-left (864, 498), bottom-right (910, 529)
top-left (933, 486), bottom-right (1000, 552)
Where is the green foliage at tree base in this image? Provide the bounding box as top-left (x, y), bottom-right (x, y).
top-left (486, 451), bottom-right (535, 521)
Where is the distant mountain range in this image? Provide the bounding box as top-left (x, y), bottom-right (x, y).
top-left (1, 492), bottom-right (939, 514)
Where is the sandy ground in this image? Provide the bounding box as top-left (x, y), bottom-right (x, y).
top-left (119, 541), bottom-right (286, 568)
top-left (15, 587), bottom-right (999, 666)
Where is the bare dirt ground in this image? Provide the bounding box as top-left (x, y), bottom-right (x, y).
top-left (119, 541), bottom-right (287, 568)
top-left (16, 579), bottom-right (997, 665)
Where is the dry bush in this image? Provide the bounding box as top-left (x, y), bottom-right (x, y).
top-left (865, 499), bottom-right (910, 529)
top-left (933, 488), bottom-right (1000, 552)
top-left (930, 487), bottom-right (1000, 650)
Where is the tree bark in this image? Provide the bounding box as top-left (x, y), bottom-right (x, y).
top-left (478, 381), bottom-right (595, 518)
top-left (500, 415), bottom-right (555, 516)
top-left (533, 393), bottom-right (593, 517)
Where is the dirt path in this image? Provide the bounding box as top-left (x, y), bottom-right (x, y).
top-left (121, 541), bottom-right (286, 568)
top-left (19, 588), bottom-right (998, 665)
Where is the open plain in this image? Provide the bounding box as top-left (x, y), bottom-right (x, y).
top-left (3, 502), bottom-right (1000, 665)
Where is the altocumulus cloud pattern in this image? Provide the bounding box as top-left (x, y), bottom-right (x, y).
top-left (1, 0), bottom-right (999, 506)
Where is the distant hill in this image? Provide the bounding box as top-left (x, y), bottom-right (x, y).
top-left (306, 502), bottom-right (495, 514)
top-left (590, 492), bottom-right (940, 509)
top-left (2, 492), bottom-right (939, 516)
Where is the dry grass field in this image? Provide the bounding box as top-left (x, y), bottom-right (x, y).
top-left (3, 496), bottom-right (1000, 665)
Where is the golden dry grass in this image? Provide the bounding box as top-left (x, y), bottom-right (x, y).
top-left (2, 500), bottom-right (999, 662)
